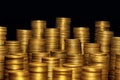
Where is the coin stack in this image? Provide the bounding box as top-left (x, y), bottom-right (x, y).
top-left (63, 63), bottom-right (82, 80)
top-left (110, 37), bottom-right (120, 80)
top-left (65, 39), bottom-right (81, 55)
top-left (31, 20), bottom-right (46, 39)
top-left (5, 41), bottom-right (21, 54)
top-left (56, 17), bottom-right (71, 50)
top-left (115, 70), bottom-right (120, 80)
top-left (16, 29), bottom-right (32, 53)
top-left (42, 57), bottom-right (60, 80)
top-left (31, 52), bottom-right (49, 62)
top-left (0, 46), bottom-right (6, 80)
top-left (8, 70), bottom-right (29, 80)
top-left (53, 67), bottom-right (72, 80)
top-left (66, 54), bottom-right (84, 66)
top-left (28, 38), bottom-right (46, 61)
top-left (84, 43), bottom-right (100, 65)
top-left (51, 50), bottom-right (67, 65)
top-left (45, 28), bottom-right (60, 52)
top-left (90, 52), bottom-right (109, 80)
top-left (73, 27), bottom-right (90, 55)
top-left (81, 66), bottom-right (102, 80)
top-left (95, 21), bottom-right (110, 41)
top-left (96, 31), bottom-right (114, 53)
top-left (5, 55), bottom-right (24, 80)
top-left (29, 62), bottom-right (48, 80)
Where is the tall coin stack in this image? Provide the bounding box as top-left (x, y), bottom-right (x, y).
top-left (0, 26), bottom-right (7, 45)
top-left (28, 38), bottom-right (46, 62)
top-left (73, 27), bottom-right (90, 55)
top-left (95, 21), bottom-right (110, 41)
top-left (96, 31), bottom-right (114, 53)
top-left (65, 39), bottom-right (81, 55)
top-left (56, 17), bottom-right (71, 50)
top-left (31, 20), bottom-right (46, 39)
top-left (5, 41), bottom-right (21, 54)
top-left (5, 55), bottom-right (24, 80)
top-left (63, 63), bottom-right (82, 80)
top-left (42, 57), bottom-right (60, 80)
top-left (51, 50), bottom-right (67, 65)
top-left (16, 29), bottom-right (32, 53)
top-left (84, 43), bottom-right (100, 65)
top-left (29, 62), bottom-right (48, 80)
top-left (45, 28), bottom-right (60, 52)
top-left (8, 70), bottom-right (29, 80)
top-left (81, 66), bottom-right (102, 80)
top-left (115, 53), bottom-right (120, 80)
top-left (53, 67), bottom-right (72, 80)
top-left (110, 37), bottom-right (120, 80)
top-left (91, 52), bottom-right (109, 80)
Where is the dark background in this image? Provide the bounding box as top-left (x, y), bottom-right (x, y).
top-left (0, 1), bottom-right (120, 41)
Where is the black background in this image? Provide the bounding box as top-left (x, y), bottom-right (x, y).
top-left (0, 1), bottom-right (120, 41)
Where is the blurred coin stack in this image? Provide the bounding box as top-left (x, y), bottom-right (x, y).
top-left (96, 31), bottom-right (114, 53)
top-left (5, 55), bottom-right (24, 80)
top-left (56, 17), bottom-right (71, 50)
top-left (8, 70), bottom-right (29, 80)
top-left (73, 27), bottom-right (90, 55)
top-left (65, 39), bottom-right (81, 55)
top-left (0, 46), bottom-right (7, 80)
top-left (95, 21), bottom-right (110, 41)
top-left (28, 38), bottom-right (46, 61)
top-left (81, 66), bottom-right (102, 80)
top-left (53, 67), bottom-right (72, 80)
top-left (45, 28), bottom-right (60, 52)
top-left (84, 43), bottom-right (100, 65)
top-left (31, 20), bottom-right (46, 38)
top-left (110, 37), bottom-right (120, 80)
top-left (0, 26), bottom-right (7, 45)
top-left (31, 52), bottom-right (49, 62)
top-left (42, 57), bottom-right (60, 80)
top-left (5, 41), bottom-right (21, 54)
top-left (66, 54), bottom-right (84, 66)
top-left (63, 63), bottom-right (82, 80)
top-left (51, 50), bottom-right (67, 65)
top-left (29, 62), bottom-right (48, 80)
top-left (16, 29), bottom-right (32, 53)
top-left (90, 52), bottom-right (109, 80)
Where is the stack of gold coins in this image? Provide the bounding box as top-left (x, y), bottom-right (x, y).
top-left (31, 20), bottom-right (46, 39)
top-left (73, 27), bottom-right (90, 55)
top-left (29, 38), bottom-right (46, 53)
top-left (42, 57), bottom-right (60, 80)
top-left (90, 52), bottom-right (109, 80)
top-left (63, 63), bottom-right (82, 80)
top-left (110, 37), bottom-right (120, 80)
top-left (5, 41), bottom-right (21, 54)
top-left (16, 29), bottom-right (32, 53)
top-left (5, 55), bottom-right (24, 79)
top-left (65, 39), bottom-right (81, 55)
top-left (9, 70), bottom-right (29, 80)
top-left (66, 54), bottom-right (84, 66)
top-left (81, 66), bottom-right (102, 80)
top-left (29, 62), bottom-right (48, 80)
top-left (53, 67), bottom-right (72, 80)
top-left (45, 28), bottom-right (60, 52)
top-left (55, 17), bottom-right (71, 50)
top-left (31, 52), bottom-right (49, 62)
top-left (51, 50), bottom-right (67, 65)
top-left (84, 43), bottom-right (100, 65)
top-left (115, 70), bottom-right (120, 80)
top-left (0, 26), bottom-right (7, 45)
top-left (95, 21), bottom-right (110, 41)
top-left (96, 31), bottom-right (113, 53)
